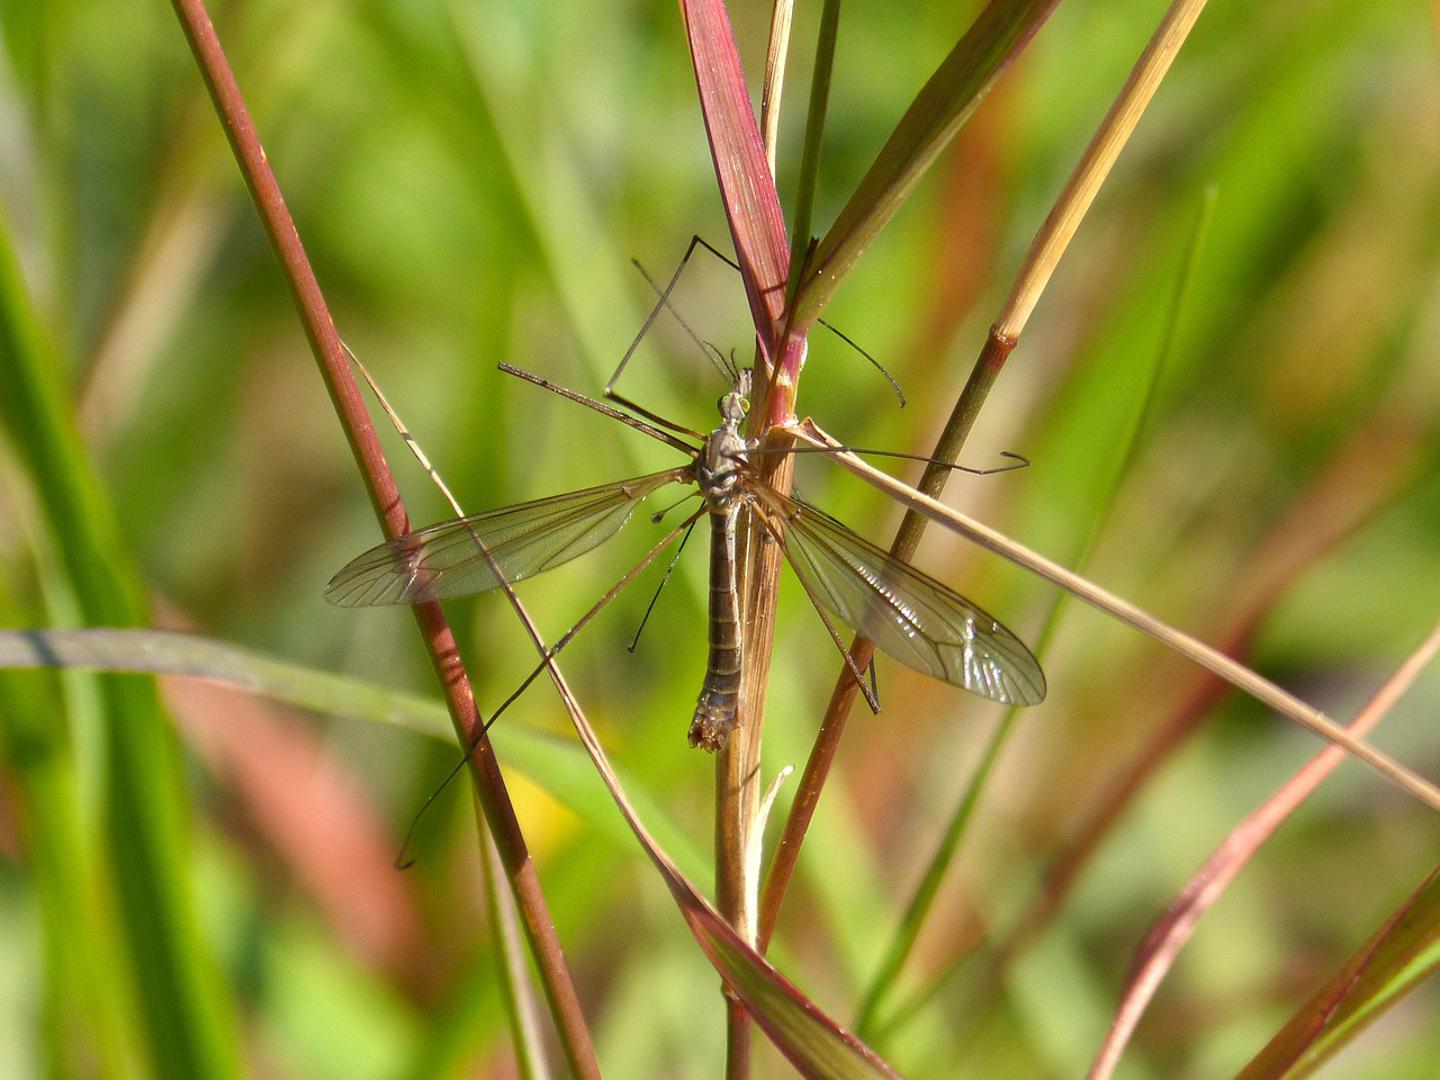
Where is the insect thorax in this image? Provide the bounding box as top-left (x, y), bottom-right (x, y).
top-left (696, 425), bottom-right (748, 510)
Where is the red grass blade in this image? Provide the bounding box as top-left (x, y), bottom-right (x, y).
top-left (679, 0), bottom-right (790, 358)
top-left (167, 3), bottom-right (599, 1074)
top-left (535, 615), bottom-right (900, 1077)
top-left (680, 901), bottom-right (900, 1079)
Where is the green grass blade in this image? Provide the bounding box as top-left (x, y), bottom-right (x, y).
top-left (0, 592), bottom-right (143, 1078)
top-left (0, 217), bottom-right (242, 1078)
top-left (479, 831), bottom-right (554, 1080)
top-left (0, 627), bottom-right (707, 879)
top-left (789, 0), bottom-right (1062, 334)
top-left (1236, 863), bottom-right (1440, 1079)
top-left (680, 902), bottom-right (900, 1079)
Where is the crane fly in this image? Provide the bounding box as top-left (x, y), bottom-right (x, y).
top-left (324, 362), bottom-right (1046, 751)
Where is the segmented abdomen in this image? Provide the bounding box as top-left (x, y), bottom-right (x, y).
top-left (688, 507), bottom-right (742, 751)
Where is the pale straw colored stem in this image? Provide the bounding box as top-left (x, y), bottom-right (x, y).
top-left (789, 419), bottom-right (1440, 813)
top-left (996, 0), bottom-right (1210, 339)
top-left (760, 0), bottom-right (796, 173)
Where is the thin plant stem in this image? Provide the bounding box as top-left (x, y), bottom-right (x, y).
top-left (792, 419), bottom-right (1440, 813)
top-left (720, 8), bottom-right (838, 993)
top-left (479, 821), bottom-right (554, 1080)
top-left (874, 419), bottom-right (1428, 1043)
top-left (166, 3), bottom-right (600, 1075)
top-left (1087, 616), bottom-right (1440, 1080)
top-left (757, 331), bottom-right (1011, 951)
top-left (995, 0), bottom-right (1211, 338)
top-left (785, 0), bottom-right (841, 297)
top-left (719, 406), bottom-right (798, 1080)
top-left (758, 0), bottom-right (1212, 954)
top-left (760, 0), bottom-right (795, 173)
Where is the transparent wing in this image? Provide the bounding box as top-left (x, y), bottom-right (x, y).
top-left (325, 469), bottom-right (688, 607)
top-left (758, 489), bottom-right (1046, 706)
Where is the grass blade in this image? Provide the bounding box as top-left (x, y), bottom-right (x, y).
top-left (853, 190), bottom-right (1216, 1039)
top-left (0, 592), bottom-right (142, 1077)
top-left (479, 830), bottom-right (555, 1080)
top-left (0, 207), bottom-right (241, 1076)
top-left (0, 627), bottom-right (706, 878)
top-left (1236, 861), bottom-right (1440, 1080)
top-left (788, 0), bottom-right (1061, 335)
top-left (679, 0), bottom-right (791, 355)
top-left (504, 592), bottom-right (902, 1079)
top-left (1089, 617), bottom-right (1440, 1079)
top-left (794, 420), bottom-right (1440, 813)
top-left (681, 902), bottom-right (899, 1079)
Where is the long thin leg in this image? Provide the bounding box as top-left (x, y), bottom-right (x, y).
top-left (752, 505), bottom-right (881, 714)
top-left (498, 362), bottom-right (698, 455)
top-left (629, 257), bottom-right (736, 384)
top-left (747, 444), bottom-right (1031, 476)
top-left (605, 234), bottom-right (728, 438)
top-left (654, 234), bottom-right (905, 406)
top-left (628, 514), bottom-right (700, 653)
top-left (395, 507), bottom-right (704, 868)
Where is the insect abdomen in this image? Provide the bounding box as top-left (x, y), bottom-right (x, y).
top-left (689, 508), bottom-right (742, 751)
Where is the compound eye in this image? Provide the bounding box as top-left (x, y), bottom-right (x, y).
top-left (716, 395), bottom-right (727, 414)
top-left (739, 397), bottom-right (750, 415)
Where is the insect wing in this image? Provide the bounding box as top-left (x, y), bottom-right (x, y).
top-left (762, 491), bottom-right (1046, 705)
top-left (325, 469), bottom-right (688, 607)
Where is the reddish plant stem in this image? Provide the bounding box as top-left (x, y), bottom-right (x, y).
top-left (758, 329), bottom-right (1015, 950)
top-left (723, 997), bottom-right (752, 1080)
top-left (167, 3), bottom-right (598, 1075)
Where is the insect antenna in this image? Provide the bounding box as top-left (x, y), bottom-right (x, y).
top-left (392, 510), bottom-right (703, 868)
top-left (702, 339), bottom-right (740, 384)
top-left (628, 514), bottom-right (700, 654)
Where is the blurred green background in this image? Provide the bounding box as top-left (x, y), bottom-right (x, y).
top-left (2, 0), bottom-right (1439, 1076)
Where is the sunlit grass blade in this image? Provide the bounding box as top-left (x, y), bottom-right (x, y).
top-left (0, 212), bottom-right (241, 1076)
top-left (679, 0), bottom-right (790, 353)
top-left (1235, 862), bottom-right (1440, 1080)
top-left (874, 413), bottom-right (1434, 1045)
top-left (0, 627), bottom-right (706, 878)
top-left (796, 419), bottom-right (1440, 811)
top-left (788, 0), bottom-right (1061, 335)
top-left (762, 0), bottom-right (1215, 955)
